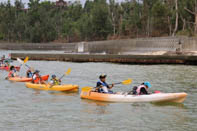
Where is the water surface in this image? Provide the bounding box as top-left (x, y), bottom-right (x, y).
top-left (0, 51), bottom-right (197, 131)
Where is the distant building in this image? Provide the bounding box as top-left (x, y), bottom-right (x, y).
top-left (21, 8), bottom-right (28, 12)
top-left (55, 0), bottom-right (67, 7)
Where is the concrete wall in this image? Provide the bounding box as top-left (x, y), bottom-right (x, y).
top-left (0, 43), bottom-right (78, 52)
top-left (87, 37), bottom-right (179, 54)
top-left (1, 37), bottom-right (197, 54)
top-left (11, 53), bottom-right (197, 65)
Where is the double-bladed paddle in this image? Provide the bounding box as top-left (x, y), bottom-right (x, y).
top-left (81, 78), bottom-right (132, 91)
top-left (17, 57), bottom-right (31, 69)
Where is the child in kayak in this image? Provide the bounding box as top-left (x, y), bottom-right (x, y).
top-left (26, 69), bottom-right (33, 78)
top-left (0, 55), bottom-right (5, 66)
top-left (131, 82), bottom-right (151, 95)
top-left (96, 74), bottom-right (114, 94)
top-left (8, 66), bottom-right (18, 77)
top-left (50, 75), bottom-right (61, 85)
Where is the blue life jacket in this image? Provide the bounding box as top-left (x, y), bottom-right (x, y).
top-left (96, 81), bottom-right (109, 93)
top-left (27, 72), bottom-right (33, 78)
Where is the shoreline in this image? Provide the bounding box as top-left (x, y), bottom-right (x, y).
top-left (10, 52), bottom-right (197, 65)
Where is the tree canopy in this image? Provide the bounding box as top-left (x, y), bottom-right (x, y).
top-left (0, 0), bottom-right (197, 43)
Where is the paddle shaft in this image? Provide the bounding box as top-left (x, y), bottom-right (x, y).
top-left (59, 74), bottom-right (65, 80)
top-left (110, 82), bottom-right (121, 85)
top-left (95, 82), bottom-right (120, 89)
top-left (20, 63), bottom-right (31, 70)
top-left (59, 68), bottom-right (71, 80)
top-left (94, 80), bottom-right (131, 90)
top-left (24, 64), bottom-right (31, 69)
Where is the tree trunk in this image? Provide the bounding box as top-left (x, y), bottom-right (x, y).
top-left (195, 0), bottom-right (197, 33)
top-left (195, 13), bottom-right (197, 33)
top-left (182, 18), bottom-right (186, 31)
top-left (111, 12), bottom-right (116, 36)
top-left (180, 14), bottom-right (186, 31)
top-left (147, 16), bottom-right (150, 37)
top-left (168, 16), bottom-right (172, 36)
top-left (172, 0), bottom-right (178, 36)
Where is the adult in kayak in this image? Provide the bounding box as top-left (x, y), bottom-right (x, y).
top-left (32, 70), bottom-right (45, 84)
top-left (8, 66), bottom-right (18, 77)
top-left (131, 82), bottom-right (151, 95)
top-left (96, 74), bottom-right (114, 94)
top-left (50, 75), bottom-right (61, 85)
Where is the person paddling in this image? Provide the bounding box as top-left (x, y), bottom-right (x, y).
top-left (32, 70), bottom-right (45, 84)
top-left (50, 75), bottom-right (61, 85)
top-left (132, 82), bottom-right (151, 95)
top-left (8, 66), bottom-right (17, 77)
top-left (96, 74), bottom-right (114, 94)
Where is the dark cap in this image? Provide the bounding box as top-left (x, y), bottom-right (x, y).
top-left (99, 74), bottom-right (107, 79)
top-left (34, 70), bottom-right (40, 73)
top-left (52, 75), bottom-right (56, 78)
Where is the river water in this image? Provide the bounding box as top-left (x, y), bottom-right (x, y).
top-left (0, 51), bottom-right (197, 131)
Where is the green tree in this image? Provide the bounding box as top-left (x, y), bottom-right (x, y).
top-left (152, 0), bottom-right (169, 35)
top-left (91, 0), bottom-right (112, 40)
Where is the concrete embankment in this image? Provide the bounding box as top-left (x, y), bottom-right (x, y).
top-left (10, 53), bottom-right (197, 65)
top-left (4, 36), bottom-right (197, 65)
top-left (1, 37), bottom-right (197, 54)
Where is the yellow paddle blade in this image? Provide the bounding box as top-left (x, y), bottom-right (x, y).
top-left (81, 87), bottom-right (93, 91)
top-left (24, 57), bottom-right (29, 64)
top-left (65, 68), bottom-right (71, 75)
top-left (121, 79), bottom-right (132, 85)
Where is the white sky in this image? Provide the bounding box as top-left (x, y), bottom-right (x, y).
top-left (0, 0), bottom-right (126, 7)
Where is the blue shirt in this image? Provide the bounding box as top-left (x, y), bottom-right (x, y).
top-left (96, 81), bottom-right (109, 88)
top-left (96, 81), bottom-right (110, 93)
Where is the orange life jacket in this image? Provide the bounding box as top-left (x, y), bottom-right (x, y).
top-left (33, 74), bottom-right (40, 83)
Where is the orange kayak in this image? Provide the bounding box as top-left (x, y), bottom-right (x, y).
top-left (0, 66), bottom-right (20, 71)
top-left (80, 87), bottom-right (187, 103)
top-left (8, 75), bottom-right (49, 82)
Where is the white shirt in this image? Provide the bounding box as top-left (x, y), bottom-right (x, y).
top-left (33, 74), bottom-right (37, 80)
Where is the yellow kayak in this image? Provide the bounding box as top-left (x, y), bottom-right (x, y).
top-left (25, 82), bottom-right (79, 92)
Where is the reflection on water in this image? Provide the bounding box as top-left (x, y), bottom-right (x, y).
top-left (152, 102), bottom-right (187, 109)
top-left (81, 99), bottom-right (110, 107)
top-left (81, 99), bottom-right (110, 116)
top-left (0, 51), bottom-right (197, 130)
top-left (49, 91), bottom-right (79, 96)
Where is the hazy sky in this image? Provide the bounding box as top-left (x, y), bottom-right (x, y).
top-left (0, 0), bottom-right (126, 7)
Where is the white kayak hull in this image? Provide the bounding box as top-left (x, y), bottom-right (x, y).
top-left (80, 90), bottom-right (187, 103)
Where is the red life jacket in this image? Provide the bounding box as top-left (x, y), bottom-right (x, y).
top-left (33, 74), bottom-right (40, 83)
top-left (8, 71), bottom-right (14, 77)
